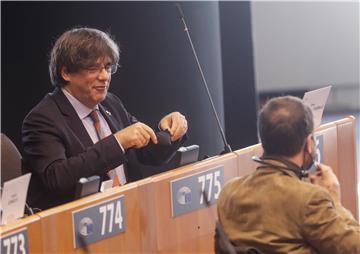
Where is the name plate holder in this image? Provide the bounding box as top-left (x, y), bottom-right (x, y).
top-left (170, 165), bottom-right (224, 217)
top-left (1, 227), bottom-right (29, 254)
top-left (72, 195), bottom-right (126, 249)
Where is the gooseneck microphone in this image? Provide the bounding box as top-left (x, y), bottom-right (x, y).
top-left (175, 3), bottom-right (232, 154)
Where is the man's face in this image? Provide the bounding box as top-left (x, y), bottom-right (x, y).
top-left (62, 57), bottom-right (112, 109)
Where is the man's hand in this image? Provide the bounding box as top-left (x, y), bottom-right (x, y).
top-left (159, 112), bottom-right (188, 142)
top-left (114, 122), bottom-right (157, 150)
top-left (309, 163), bottom-right (341, 203)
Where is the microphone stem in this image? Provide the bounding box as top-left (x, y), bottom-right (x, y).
top-left (178, 11), bottom-right (232, 153)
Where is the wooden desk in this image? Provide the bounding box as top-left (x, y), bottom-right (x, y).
top-left (234, 144), bottom-right (263, 177)
top-left (335, 116), bottom-right (358, 219)
top-left (151, 152), bottom-right (238, 253)
top-left (0, 214), bottom-right (43, 253)
top-left (7, 117), bottom-right (355, 253)
top-left (317, 116), bottom-right (358, 219)
top-left (310, 116), bottom-right (359, 218)
top-left (37, 179), bottom-right (155, 253)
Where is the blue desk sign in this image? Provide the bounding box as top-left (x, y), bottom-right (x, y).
top-left (171, 165), bottom-right (224, 217)
top-left (1, 227), bottom-right (29, 254)
top-left (314, 134), bottom-right (324, 164)
top-left (72, 195), bottom-right (125, 249)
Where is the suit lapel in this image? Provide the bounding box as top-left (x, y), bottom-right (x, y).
top-left (98, 103), bottom-right (124, 133)
top-left (51, 88), bottom-right (94, 148)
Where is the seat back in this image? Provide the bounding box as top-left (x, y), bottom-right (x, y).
top-left (1, 133), bottom-right (22, 186)
top-left (214, 221), bottom-right (237, 254)
top-left (214, 221), bottom-right (264, 254)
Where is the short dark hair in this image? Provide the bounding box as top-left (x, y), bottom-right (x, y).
top-left (258, 96), bottom-right (314, 157)
top-left (49, 27), bottom-right (120, 87)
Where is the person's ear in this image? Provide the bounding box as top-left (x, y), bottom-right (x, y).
top-left (61, 67), bottom-right (71, 82)
top-left (305, 134), bottom-right (313, 154)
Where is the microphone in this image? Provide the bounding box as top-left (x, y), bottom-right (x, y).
top-left (77, 233), bottom-right (90, 253)
top-left (25, 203), bottom-right (34, 215)
top-left (175, 3), bottom-right (232, 155)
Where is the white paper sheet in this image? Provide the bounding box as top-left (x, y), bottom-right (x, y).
top-left (303, 86), bottom-right (332, 129)
top-left (1, 173), bottom-right (31, 225)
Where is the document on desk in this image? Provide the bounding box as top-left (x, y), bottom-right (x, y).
top-left (1, 173), bottom-right (31, 225)
top-left (303, 85), bottom-right (332, 129)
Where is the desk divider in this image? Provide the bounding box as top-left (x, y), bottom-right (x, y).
top-left (234, 144), bottom-right (263, 177)
top-left (335, 116), bottom-right (358, 219)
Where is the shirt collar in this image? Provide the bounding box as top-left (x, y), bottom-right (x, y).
top-left (61, 88), bottom-right (99, 120)
top-left (256, 159), bottom-right (299, 179)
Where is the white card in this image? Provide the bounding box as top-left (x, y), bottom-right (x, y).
top-left (100, 179), bottom-right (113, 192)
top-left (1, 173), bottom-right (31, 225)
top-left (114, 167), bottom-right (127, 186)
top-left (303, 86), bottom-right (332, 129)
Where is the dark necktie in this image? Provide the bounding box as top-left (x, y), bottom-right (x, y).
top-left (89, 110), bottom-right (120, 186)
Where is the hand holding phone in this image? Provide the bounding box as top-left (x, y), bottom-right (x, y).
top-left (309, 163), bottom-right (341, 202)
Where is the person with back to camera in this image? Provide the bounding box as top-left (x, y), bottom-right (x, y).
top-left (216, 96), bottom-right (360, 254)
top-left (22, 27), bottom-right (188, 210)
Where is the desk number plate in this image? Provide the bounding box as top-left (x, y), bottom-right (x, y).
top-left (1, 228), bottom-right (28, 254)
top-left (171, 166), bottom-right (224, 217)
top-left (72, 195), bottom-right (125, 248)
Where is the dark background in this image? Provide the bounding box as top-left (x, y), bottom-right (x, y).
top-left (2, 1), bottom-right (258, 160)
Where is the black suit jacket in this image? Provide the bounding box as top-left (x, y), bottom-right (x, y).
top-left (22, 88), bottom-right (185, 210)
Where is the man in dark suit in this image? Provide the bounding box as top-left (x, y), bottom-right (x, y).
top-left (22, 27), bottom-right (188, 210)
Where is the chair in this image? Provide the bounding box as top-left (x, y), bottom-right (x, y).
top-left (1, 133), bottom-right (22, 186)
top-left (214, 221), bottom-right (264, 254)
top-left (1, 133), bottom-right (35, 215)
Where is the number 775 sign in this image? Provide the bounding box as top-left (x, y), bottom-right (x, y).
top-left (170, 166), bottom-right (224, 217)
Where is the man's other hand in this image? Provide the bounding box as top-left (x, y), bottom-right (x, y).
top-left (115, 122), bottom-right (157, 150)
top-left (309, 163), bottom-right (341, 203)
top-left (159, 112), bottom-right (188, 142)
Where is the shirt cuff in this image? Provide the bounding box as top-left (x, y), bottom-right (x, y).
top-left (114, 135), bottom-right (125, 152)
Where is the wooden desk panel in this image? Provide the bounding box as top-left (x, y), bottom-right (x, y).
top-left (158, 234), bottom-right (213, 254)
top-left (151, 153), bottom-right (238, 253)
top-left (316, 117), bottom-right (358, 218)
top-left (0, 215), bottom-right (43, 253)
top-left (37, 181), bottom-right (151, 253)
top-left (137, 178), bottom-right (158, 252)
top-left (234, 144), bottom-right (263, 177)
top-left (335, 116), bottom-right (358, 219)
